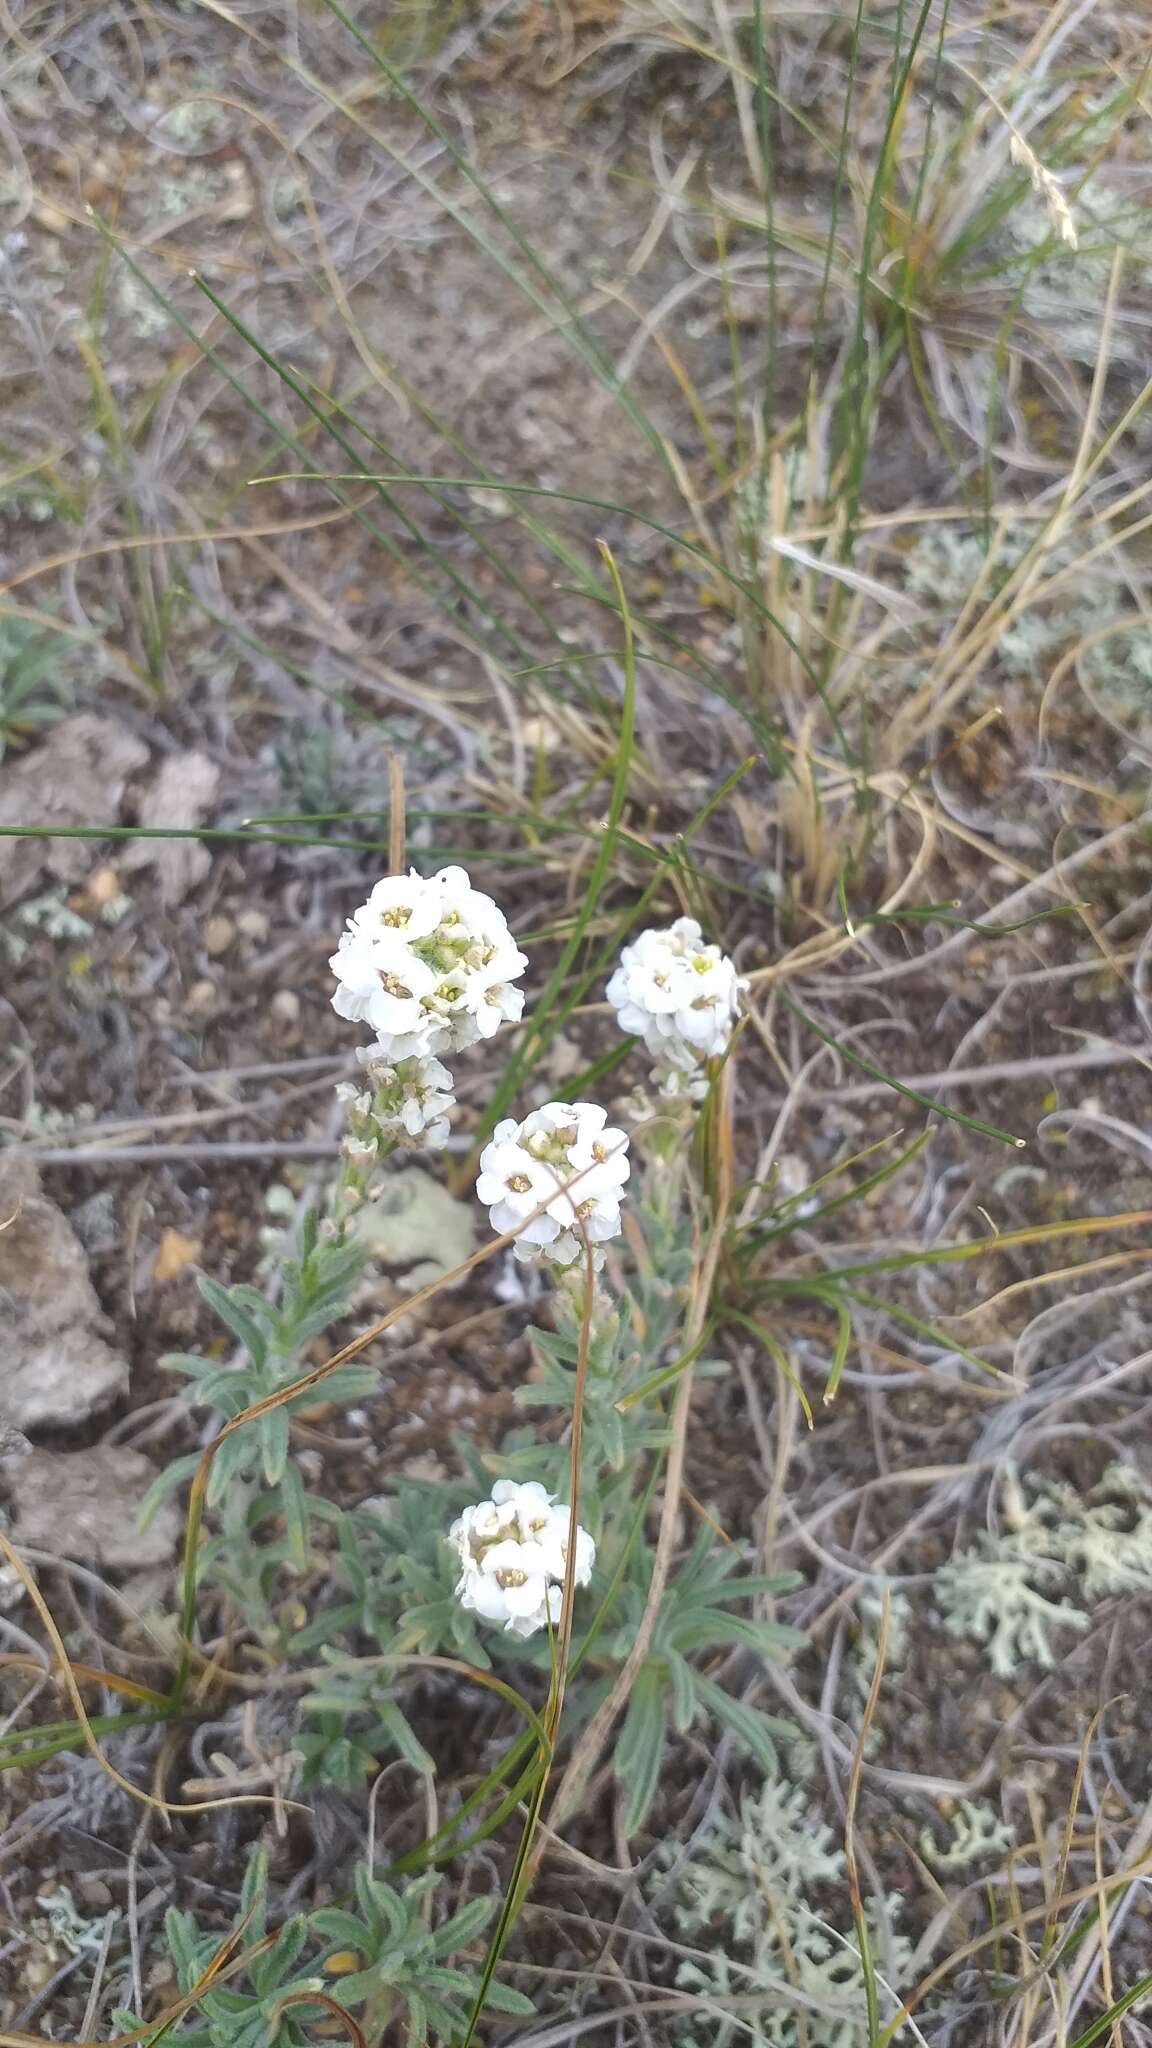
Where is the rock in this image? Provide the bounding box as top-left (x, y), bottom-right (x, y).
top-left (86, 864), bottom-right (123, 907)
top-left (0, 716), bottom-right (148, 907)
top-left (187, 978), bottom-right (218, 1015)
top-left (0, 1157), bottom-right (129, 1431)
top-left (351, 1167), bottom-right (476, 1291)
top-left (203, 914), bottom-right (235, 956)
top-left (121, 750), bottom-right (219, 904)
top-left (6, 1445), bottom-right (181, 1570)
top-left (75, 1877), bottom-right (112, 1911)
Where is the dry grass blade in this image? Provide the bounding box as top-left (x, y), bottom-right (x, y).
top-left (387, 750), bottom-right (406, 875)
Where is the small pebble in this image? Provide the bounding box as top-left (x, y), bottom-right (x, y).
top-left (76, 1877), bottom-right (112, 1910)
top-left (270, 988), bottom-right (300, 1027)
top-left (187, 978), bottom-right (217, 1016)
top-left (237, 908), bottom-right (270, 942)
top-left (203, 914), bottom-right (235, 956)
top-left (87, 864), bottom-right (122, 905)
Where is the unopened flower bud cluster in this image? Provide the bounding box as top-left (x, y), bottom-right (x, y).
top-left (606, 915), bottom-right (743, 1098)
top-left (449, 1479), bottom-right (595, 1638)
top-left (335, 1050), bottom-right (455, 1168)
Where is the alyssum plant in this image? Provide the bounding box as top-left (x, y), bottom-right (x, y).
top-left (118, 860), bottom-right (798, 2041)
top-left (5, 851), bottom-right (1147, 2044)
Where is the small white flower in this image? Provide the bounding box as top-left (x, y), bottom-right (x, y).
top-left (449, 1480), bottom-right (595, 1638)
top-left (653, 1058), bottom-right (709, 1103)
top-left (349, 871), bottom-right (442, 943)
top-left (330, 930), bottom-right (438, 1039)
top-left (341, 1133), bottom-right (379, 1166)
top-left (475, 1101), bottom-right (630, 1266)
top-left (475, 1136), bottom-right (564, 1247)
top-left (456, 960), bottom-right (527, 1041)
top-left (491, 1478), bottom-right (555, 1521)
top-left (606, 917), bottom-right (743, 1086)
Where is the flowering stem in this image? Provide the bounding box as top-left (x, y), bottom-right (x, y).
top-left (545, 1234), bottom-right (596, 1742)
top-left (386, 750), bottom-right (406, 873)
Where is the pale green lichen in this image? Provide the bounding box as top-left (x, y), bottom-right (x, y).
top-left (1005, 180), bottom-right (1152, 364)
top-left (1008, 1462), bottom-right (1152, 1600)
top-left (651, 1765), bottom-right (912, 2046)
top-left (935, 1462), bottom-right (1152, 1677)
top-left (920, 1800), bottom-right (1015, 1873)
top-left (902, 518), bottom-right (1152, 754)
top-left (150, 98), bottom-right (232, 152)
top-left (35, 1885), bottom-right (117, 1955)
top-left (153, 166), bottom-right (229, 217)
top-left (113, 269), bottom-right (172, 341)
top-left (935, 1551), bottom-right (1087, 1678)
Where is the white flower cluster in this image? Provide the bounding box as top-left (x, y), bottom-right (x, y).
top-left (330, 865), bottom-right (527, 1175)
top-left (476, 1101), bottom-right (630, 1266)
top-left (331, 866), bottom-right (527, 1062)
top-left (605, 916), bottom-right (742, 1096)
top-left (449, 1479), bottom-right (595, 1638)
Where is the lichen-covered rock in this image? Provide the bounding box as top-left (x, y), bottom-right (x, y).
top-left (351, 1166), bottom-right (476, 1292)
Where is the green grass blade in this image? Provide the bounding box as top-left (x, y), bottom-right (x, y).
top-left (726, 1311), bottom-right (814, 1427)
top-left (1066, 1974), bottom-right (1152, 2048)
top-left (86, 220), bottom-right (506, 656)
top-left (769, 1207), bottom-right (1152, 1286)
top-left (838, 1289), bottom-right (1000, 1380)
top-left (464, 542), bottom-right (636, 1146)
top-left (741, 1130), bottom-right (932, 1252)
top-left (189, 274), bottom-right (535, 666)
top-left (825, 1294), bottom-right (854, 1403)
top-left (779, 991), bottom-right (1025, 1148)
